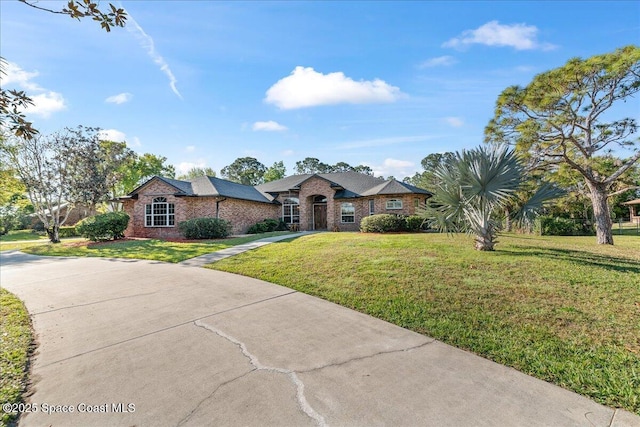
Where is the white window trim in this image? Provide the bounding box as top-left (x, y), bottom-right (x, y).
top-left (145, 197), bottom-right (175, 227)
top-left (282, 197), bottom-right (300, 224)
top-left (341, 202), bottom-right (355, 223)
top-left (369, 199), bottom-right (375, 216)
top-left (386, 199), bottom-right (403, 210)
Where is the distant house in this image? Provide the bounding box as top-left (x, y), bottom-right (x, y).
top-left (622, 198), bottom-right (640, 223)
top-left (119, 172), bottom-right (432, 238)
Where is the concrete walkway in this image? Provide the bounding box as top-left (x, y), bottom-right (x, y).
top-left (179, 231), bottom-right (316, 267)
top-left (1, 242), bottom-right (639, 426)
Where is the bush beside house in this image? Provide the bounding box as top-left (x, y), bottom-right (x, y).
top-left (76, 212), bottom-right (130, 242)
top-left (178, 217), bottom-right (232, 239)
top-left (360, 214), bottom-right (426, 233)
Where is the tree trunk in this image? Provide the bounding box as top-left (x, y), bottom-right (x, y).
top-left (474, 230), bottom-right (495, 251)
top-left (586, 181), bottom-right (614, 245)
top-left (504, 207), bottom-right (512, 232)
top-left (47, 225), bottom-right (61, 244)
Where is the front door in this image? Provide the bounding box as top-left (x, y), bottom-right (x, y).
top-left (313, 204), bottom-right (327, 230)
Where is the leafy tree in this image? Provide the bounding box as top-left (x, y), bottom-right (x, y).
top-left (263, 161), bottom-right (286, 183)
top-left (485, 45), bottom-right (640, 245)
top-left (294, 157), bottom-right (374, 175)
top-left (1, 131), bottom-right (96, 243)
top-left (177, 166), bottom-right (217, 180)
top-left (117, 153), bottom-right (175, 197)
top-left (18, 0), bottom-right (127, 32)
top-left (404, 152), bottom-right (455, 189)
top-left (221, 157), bottom-right (266, 185)
top-left (295, 157), bottom-right (332, 174)
top-left (418, 145), bottom-right (562, 251)
top-left (352, 164), bottom-right (374, 175)
top-left (1, 2), bottom-right (126, 140)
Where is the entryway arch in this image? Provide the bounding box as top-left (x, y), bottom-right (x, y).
top-left (311, 195), bottom-right (327, 230)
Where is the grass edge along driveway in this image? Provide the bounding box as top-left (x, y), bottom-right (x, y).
top-left (0, 289), bottom-right (33, 427)
top-left (5, 232), bottom-right (293, 263)
top-left (207, 232), bottom-right (640, 415)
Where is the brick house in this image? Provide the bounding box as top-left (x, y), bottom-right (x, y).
top-left (119, 172), bottom-right (432, 238)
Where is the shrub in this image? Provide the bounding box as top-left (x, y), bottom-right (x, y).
top-left (536, 216), bottom-right (592, 236)
top-left (360, 214), bottom-right (406, 233)
top-left (58, 226), bottom-right (79, 238)
top-left (405, 215), bottom-right (426, 232)
top-left (179, 217), bottom-right (232, 239)
top-left (76, 212), bottom-right (130, 242)
top-left (247, 218), bottom-right (288, 234)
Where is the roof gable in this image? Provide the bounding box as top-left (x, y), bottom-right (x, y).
top-left (127, 175), bottom-right (274, 204)
top-left (257, 171), bottom-right (432, 198)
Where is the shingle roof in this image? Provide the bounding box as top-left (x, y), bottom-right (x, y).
top-left (129, 172), bottom-right (432, 203)
top-left (129, 175), bottom-right (274, 204)
top-left (257, 171), bottom-right (432, 198)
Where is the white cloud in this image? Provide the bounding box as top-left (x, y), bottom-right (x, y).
top-left (419, 56), bottom-right (457, 68)
top-left (98, 129), bottom-right (127, 142)
top-left (185, 145), bottom-right (196, 153)
top-left (369, 158), bottom-right (416, 179)
top-left (105, 92), bottom-right (133, 104)
top-left (265, 66), bottom-right (403, 109)
top-left (281, 149), bottom-right (295, 157)
top-left (0, 61), bottom-right (42, 91)
top-left (25, 92), bottom-right (66, 117)
top-left (443, 21), bottom-right (555, 50)
top-left (252, 120), bottom-right (288, 132)
top-left (126, 11), bottom-right (182, 99)
top-left (1, 61), bottom-right (67, 117)
top-left (444, 117), bottom-right (464, 127)
top-left (176, 161), bottom-right (206, 175)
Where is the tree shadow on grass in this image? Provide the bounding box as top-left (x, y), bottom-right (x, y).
top-left (498, 245), bottom-right (640, 274)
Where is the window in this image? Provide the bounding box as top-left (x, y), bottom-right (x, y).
top-left (341, 202), bottom-right (355, 223)
top-left (414, 198), bottom-right (420, 207)
top-left (282, 197), bottom-right (300, 224)
top-left (369, 199), bottom-right (375, 215)
top-left (386, 199), bottom-right (403, 210)
top-left (145, 197), bottom-right (175, 227)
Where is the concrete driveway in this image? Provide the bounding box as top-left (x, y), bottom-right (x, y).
top-left (1, 250), bottom-right (638, 427)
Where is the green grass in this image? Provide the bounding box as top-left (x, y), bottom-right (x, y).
top-left (208, 232), bottom-right (640, 414)
top-left (0, 289), bottom-right (33, 427)
top-left (17, 232), bottom-right (293, 263)
top-left (0, 230), bottom-right (47, 242)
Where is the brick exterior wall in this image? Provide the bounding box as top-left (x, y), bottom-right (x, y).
top-left (122, 179), bottom-right (280, 238)
top-left (273, 177), bottom-right (429, 232)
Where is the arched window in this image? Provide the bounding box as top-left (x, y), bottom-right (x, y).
top-left (145, 197), bottom-right (175, 227)
top-left (341, 202), bottom-right (355, 223)
top-left (282, 197), bottom-right (300, 224)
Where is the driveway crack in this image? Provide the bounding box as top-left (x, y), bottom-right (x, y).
top-left (194, 320), bottom-right (327, 427)
top-left (298, 339), bottom-right (435, 374)
top-left (175, 369), bottom-right (256, 427)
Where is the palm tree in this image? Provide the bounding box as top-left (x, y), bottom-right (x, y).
top-left (419, 145), bottom-right (562, 251)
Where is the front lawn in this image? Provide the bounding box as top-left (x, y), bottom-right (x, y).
top-left (0, 289), bottom-right (33, 427)
top-left (18, 232), bottom-right (293, 263)
top-left (208, 232), bottom-right (640, 414)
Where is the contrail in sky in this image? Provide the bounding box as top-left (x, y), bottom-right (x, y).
top-left (124, 8), bottom-right (183, 99)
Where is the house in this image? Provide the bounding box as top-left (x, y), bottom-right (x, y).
top-left (119, 172), bottom-right (432, 238)
top-left (622, 198), bottom-right (640, 223)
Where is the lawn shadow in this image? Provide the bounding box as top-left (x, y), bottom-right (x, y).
top-left (498, 245), bottom-right (640, 274)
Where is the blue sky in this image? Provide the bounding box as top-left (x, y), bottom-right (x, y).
top-left (1, 1), bottom-right (639, 179)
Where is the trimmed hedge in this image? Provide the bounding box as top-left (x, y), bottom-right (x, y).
top-left (360, 214), bottom-right (426, 233)
top-left (76, 212), bottom-right (130, 242)
top-left (58, 226), bottom-right (79, 238)
top-left (179, 217), bottom-right (232, 239)
top-left (247, 218), bottom-right (288, 234)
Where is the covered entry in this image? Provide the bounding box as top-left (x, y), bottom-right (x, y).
top-left (312, 195), bottom-right (327, 230)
